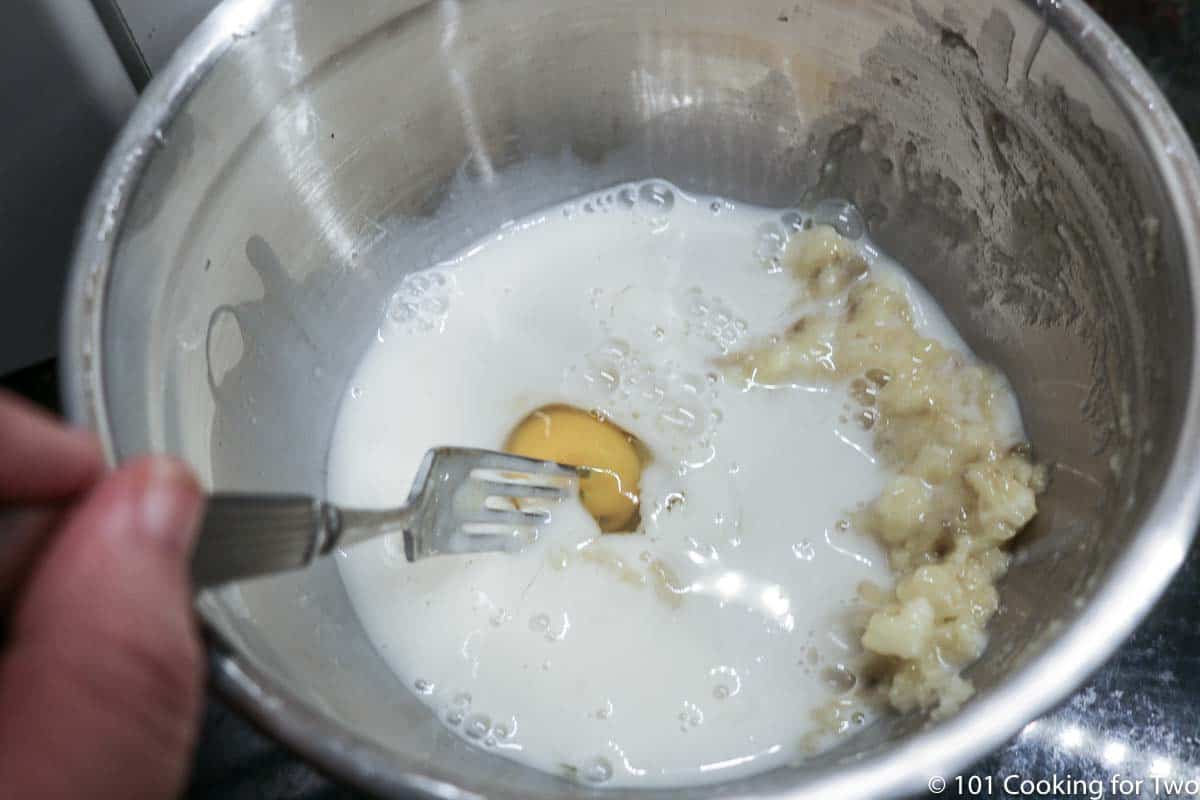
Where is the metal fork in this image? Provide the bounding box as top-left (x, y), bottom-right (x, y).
top-left (191, 448), bottom-right (579, 588)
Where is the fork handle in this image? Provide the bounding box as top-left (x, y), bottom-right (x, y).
top-left (2, 497), bottom-right (325, 609)
top-left (192, 494), bottom-right (338, 588)
top-left (3, 493), bottom-right (389, 597)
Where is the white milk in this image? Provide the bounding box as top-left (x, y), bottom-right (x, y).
top-left (327, 181), bottom-right (977, 787)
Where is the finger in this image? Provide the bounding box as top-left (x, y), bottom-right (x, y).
top-left (0, 390), bottom-right (104, 503)
top-left (0, 456), bottom-right (206, 800)
top-left (0, 509), bottom-right (61, 617)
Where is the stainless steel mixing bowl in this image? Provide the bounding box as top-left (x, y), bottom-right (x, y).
top-left (62, 0), bottom-right (1200, 797)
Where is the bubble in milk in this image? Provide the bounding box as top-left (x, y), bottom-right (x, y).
top-left (638, 181), bottom-right (675, 214)
top-left (814, 199), bottom-right (866, 240)
top-left (780, 210), bottom-right (806, 233)
top-left (793, 540), bottom-right (816, 561)
top-left (685, 537), bottom-right (719, 563)
top-left (643, 383), bottom-right (672, 407)
top-left (384, 268), bottom-right (452, 335)
top-left (755, 222), bottom-right (787, 272)
top-left (544, 612), bottom-right (571, 642)
top-left (422, 296), bottom-right (447, 315)
top-left (586, 367), bottom-right (620, 394)
top-left (710, 665), bottom-right (742, 699)
top-left (463, 713), bottom-right (492, 739)
top-left (685, 288), bottom-right (747, 353)
top-left (414, 678), bottom-right (435, 695)
top-left (658, 404), bottom-right (698, 433)
top-left (388, 300), bottom-right (417, 323)
top-left (821, 664), bottom-right (858, 693)
top-left (606, 338), bottom-right (631, 359)
top-left (582, 756), bottom-right (614, 783)
top-left (681, 439), bottom-right (716, 470)
top-left (592, 699), bottom-right (614, 720)
top-left (677, 701), bottom-right (704, 731)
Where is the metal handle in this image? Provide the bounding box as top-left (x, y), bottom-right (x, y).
top-left (192, 493), bottom-right (334, 588)
top-left (2, 493), bottom-right (390, 601)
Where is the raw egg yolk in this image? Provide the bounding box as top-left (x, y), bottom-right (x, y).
top-left (505, 405), bottom-right (642, 532)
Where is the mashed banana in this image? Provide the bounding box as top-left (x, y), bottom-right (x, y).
top-left (724, 225), bottom-right (1045, 724)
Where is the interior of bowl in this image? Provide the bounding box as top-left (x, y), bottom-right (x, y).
top-left (73, 0), bottom-right (1197, 797)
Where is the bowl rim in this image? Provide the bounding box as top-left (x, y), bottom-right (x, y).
top-left (61, 0), bottom-right (1200, 797)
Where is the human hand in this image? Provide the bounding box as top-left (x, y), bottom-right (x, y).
top-left (0, 390), bottom-right (206, 799)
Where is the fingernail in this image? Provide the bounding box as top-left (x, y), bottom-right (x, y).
top-left (138, 457), bottom-right (204, 554)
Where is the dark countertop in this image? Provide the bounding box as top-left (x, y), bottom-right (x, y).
top-left (4, 3), bottom-right (1196, 799)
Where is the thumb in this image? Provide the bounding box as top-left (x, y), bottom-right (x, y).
top-left (0, 456), bottom-right (206, 800)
